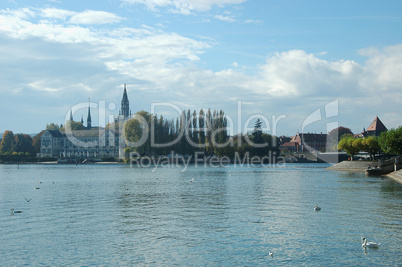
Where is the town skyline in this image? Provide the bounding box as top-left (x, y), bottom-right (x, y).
top-left (1, 0), bottom-right (401, 135)
top-left (0, 86), bottom-right (391, 140)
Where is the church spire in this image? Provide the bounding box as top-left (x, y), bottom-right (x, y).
top-left (87, 98), bottom-right (92, 129)
top-left (70, 109), bottom-right (74, 121)
top-left (120, 84), bottom-right (130, 119)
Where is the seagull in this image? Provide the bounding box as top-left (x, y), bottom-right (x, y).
top-left (314, 205), bottom-right (321, 211)
top-left (24, 198), bottom-right (32, 202)
top-left (362, 237), bottom-right (380, 248)
top-left (190, 178), bottom-right (194, 182)
top-left (10, 208), bottom-right (22, 215)
top-left (269, 252), bottom-right (274, 257)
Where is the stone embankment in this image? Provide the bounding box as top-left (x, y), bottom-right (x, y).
top-left (326, 161), bottom-right (379, 171)
top-left (327, 160), bottom-right (402, 184)
top-left (387, 169), bottom-right (402, 184)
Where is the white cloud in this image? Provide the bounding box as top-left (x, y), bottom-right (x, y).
top-left (243, 19), bottom-right (263, 25)
top-left (244, 50), bottom-right (365, 97)
top-left (359, 44), bottom-right (402, 92)
top-left (68, 10), bottom-right (123, 25)
top-left (214, 14), bottom-right (235, 22)
top-left (120, 0), bottom-right (247, 14)
top-left (1, 7), bottom-right (402, 134)
top-left (41, 8), bottom-right (75, 20)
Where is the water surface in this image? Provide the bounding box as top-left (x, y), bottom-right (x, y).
top-left (1, 163), bottom-right (401, 266)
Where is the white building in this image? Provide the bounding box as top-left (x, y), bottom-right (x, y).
top-left (39, 85), bottom-right (131, 160)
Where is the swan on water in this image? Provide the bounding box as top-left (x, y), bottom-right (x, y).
top-left (10, 208), bottom-right (22, 215)
top-left (362, 237), bottom-right (380, 248)
top-left (314, 205), bottom-right (321, 211)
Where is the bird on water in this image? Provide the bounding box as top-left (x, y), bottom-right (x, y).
top-left (10, 208), bottom-right (22, 215)
top-left (361, 237), bottom-right (380, 248)
top-left (314, 205), bottom-right (321, 211)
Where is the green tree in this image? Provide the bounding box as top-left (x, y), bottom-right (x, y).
top-left (338, 136), bottom-right (361, 160)
top-left (62, 121), bottom-right (85, 131)
top-left (13, 134), bottom-right (34, 155)
top-left (124, 147), bottom-right (132, 163)
top-left (361, 136), bottom-right (381, 160)
top-left (198, 109), bottom-right (205, 149)
top-left (32, 130), bottom-right (46, 154)
top-left (0, 131), bottom-right (16, 154)
top-left (46, 123), bottom-right (60, 131)
top-left (124, 111), bottom-right (151, 156)
top-left (251, 119), bottom-right (265, 157)
top-left (378, 127), bottom-right (402, 155)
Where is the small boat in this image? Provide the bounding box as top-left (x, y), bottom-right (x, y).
top-left (365, 166), bottom-right (383, 176)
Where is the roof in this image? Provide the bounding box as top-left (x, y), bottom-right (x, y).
top-left (291, 133), bottom-right (328, 143)
top-left (121, 84), bottom-right (129, 103)
top-left (46, 130), bottom-right (64, 138)
top-left (281, 141), bottom-right (298, 147)
top-left (366, 116), bottom-right (387, 133)
top-left (58, 128), bottom-right (120, 138)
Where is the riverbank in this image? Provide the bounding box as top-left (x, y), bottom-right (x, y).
top-left (387, 169), bottom-right (402, 183)
top-left (327, 160), bottom-right (402, 183)
top-left (326, 160), bottom-right (379, 171)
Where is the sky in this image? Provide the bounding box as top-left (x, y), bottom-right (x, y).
top-left (1, 0), bottom-right (402, 136)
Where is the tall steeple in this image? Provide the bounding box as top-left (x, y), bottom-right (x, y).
top-left (70, 109), bottom-right (74, 121)
top-left (87, 98), bottom-right (92, 129)
top-left (120, 84), bottom-right (130, 119)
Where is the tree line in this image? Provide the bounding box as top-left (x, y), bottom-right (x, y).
top-left (123, 109), bottom-right (280, 159)
top-left (337, 126), bottom-right (402, 160)
top-left (0, 121), bottom-right (77, 157)
top-left (0, 130), bottom-right (41, 156)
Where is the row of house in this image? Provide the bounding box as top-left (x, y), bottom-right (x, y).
top-left (280, 116), bottom-right (387, 153)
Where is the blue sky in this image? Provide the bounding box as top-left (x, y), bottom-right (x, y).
top-left (1, 0), bottom-right (402, 136)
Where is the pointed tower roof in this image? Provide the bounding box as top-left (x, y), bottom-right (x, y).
top-left (70, 110), bottom-right (74, 121)
top-left (121, 84), bottom-right (129, 103)
top-left (120, 84), bottom-right (130, 119)
top-left (87, 98), bottom-right (92, 129)
top-left (367, 116), bottom-right (387, 132)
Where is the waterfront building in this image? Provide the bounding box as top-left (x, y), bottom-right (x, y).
top-left (281, 132), bottom-right (328, 153)
top-left (39, 85), bottom-right (131, 160)
top-left (355, 116), bottom-right (387, 138)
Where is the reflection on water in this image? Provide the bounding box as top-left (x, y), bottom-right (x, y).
top-left (0, 163), bottom-right (401, 266)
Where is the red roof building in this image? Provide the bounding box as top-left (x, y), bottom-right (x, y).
top-left (280, 132), bottom-right (328, 152)
top-left (366, 116), bottom-right (387, 136)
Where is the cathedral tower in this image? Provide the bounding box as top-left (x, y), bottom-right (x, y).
top-left (87, 98), bottom-right (92, 129)
top-left (120, 84), bottom-right (131, 119)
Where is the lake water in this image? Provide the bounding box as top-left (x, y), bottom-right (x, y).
top-left (0, 163), bottom-right (401, 266)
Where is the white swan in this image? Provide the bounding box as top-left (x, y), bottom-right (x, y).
top-left (10, 208), bottom-right (22, 215)
top-left (314, 205), bottom-right (321, 211)
top-left (362, 237), bottom-right (380, 248)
